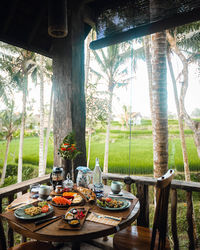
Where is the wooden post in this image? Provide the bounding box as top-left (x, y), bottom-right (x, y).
top-left (186, 191), bottom-right (195, 249)
top-left (171, 189), bottom-right (179, 250)
top-left (52, 2), bottom-right (86, 176)
top-left (8, 195), bottom-right (14, 248)
top-left (0, 217), bottom-right (7, 250)
top-left (136, 183), bottom-right (149, 227)
top-left (103, 178), bottom-right (107, 185)
top-left (126, 184), bottom-right (131, 192)
top-left (0, 197), bottom-right (2, 214)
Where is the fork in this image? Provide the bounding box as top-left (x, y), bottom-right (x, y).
top-left (92, 212), bottom-right (120, 221)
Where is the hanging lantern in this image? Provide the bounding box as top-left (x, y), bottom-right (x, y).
top-left (48, 0), bottom-right (68, 38)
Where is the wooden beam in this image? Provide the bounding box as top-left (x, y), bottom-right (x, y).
top-left (90, 8), bottom-right (200, 50)
top-left (2, 0), bottom-right (20, 34)
top-left (83, 5), bottom-right (95, 28)
top-left (0, 35), bottom-right (52, 58)
top-left (27, 5), bottom-right (46, 45)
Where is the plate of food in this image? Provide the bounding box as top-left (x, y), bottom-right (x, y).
top-left (76, 186), bottom-right (96, 204)
top-left (14, 201), bottom-right (54, 220)
top-left (96, 197), bottom-right (131, 211)
top-left (51, 196), bottom-right (72, 207)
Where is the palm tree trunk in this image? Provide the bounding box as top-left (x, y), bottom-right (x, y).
top-left (166, 30), bottom-right (200, 159)
top-left (144, 36), bottom-right (153, 115)
top-left (87, 129), bottom-right (92, 167)
top-left (103, 87), bottom-right (113, 173)
top-left (17, 75), bottom-right (28, 183)
top-left (43, 82), bottom-right (53, 173)
top-left (151, 31), bottom-right (168, 178)
top-left (0, 135), bottom-right (11, 186)
top-left (39, 57), bottom-right (45, 177)
top-left (167, 52), bottom-right (191, 181)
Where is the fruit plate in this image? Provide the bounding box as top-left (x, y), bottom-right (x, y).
top-left (14, 204), bottom-right (54, 220)
top-left (96, 198), bottom-right (131, 211)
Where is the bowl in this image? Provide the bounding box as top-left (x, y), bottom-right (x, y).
top-left (64, 213), bottom-right (74, 221)
top-left (68, 219), bottom-right (80, 227)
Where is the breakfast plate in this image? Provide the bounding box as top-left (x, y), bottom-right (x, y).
top-left (14, 204), bottom-right (54, 220)
top-left (96, 198), bottom-right (131, 211)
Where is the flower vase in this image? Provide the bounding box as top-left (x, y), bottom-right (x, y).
top-left (62, 158), bottom-right (71, 180)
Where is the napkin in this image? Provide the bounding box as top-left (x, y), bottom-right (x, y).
top-left (87, 212), bottom-right (121, 226)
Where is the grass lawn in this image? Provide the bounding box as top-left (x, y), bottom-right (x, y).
top-left (0, 132), bottom-right (200, 175)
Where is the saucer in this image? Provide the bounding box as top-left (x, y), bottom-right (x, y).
top-left (109, 191), bottom-right (123, 196)
top-left (38, 196), bottom-right (52, 201)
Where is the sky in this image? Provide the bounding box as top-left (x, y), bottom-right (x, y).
top-left (112, 57), bottom-right (200, 119)
top-left (6, 48), bottom-right (200, 120)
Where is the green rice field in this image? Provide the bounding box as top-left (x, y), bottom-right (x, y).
top-left (0, 126), bottom-right (200, 176)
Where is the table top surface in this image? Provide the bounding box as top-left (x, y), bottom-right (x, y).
top-left (4, 186), bottom-right (140, 242)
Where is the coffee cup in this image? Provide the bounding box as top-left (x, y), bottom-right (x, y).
top-left (39, 185), bottom-right (51, 200)
top-left (111, 181), bottom-right (122, 194)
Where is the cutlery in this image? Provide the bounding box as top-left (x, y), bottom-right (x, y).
top-left (108, 195), bottom-right (134, 200)
top-left (92, 212), bottom-right (120, 221)
top-left (35, 215), bottom-right (62, 226)
top-left (104, 216), bottom-right (121, 221)
top-left (7, 202), bottom-right (27, 209)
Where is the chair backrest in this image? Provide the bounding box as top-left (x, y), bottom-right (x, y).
top-left (150, 169), bottom-right (174, 250)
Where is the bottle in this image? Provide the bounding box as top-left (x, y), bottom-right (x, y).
top-left (93, 158), bottom-right (103, 193)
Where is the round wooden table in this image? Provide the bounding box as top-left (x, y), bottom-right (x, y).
top-left (7, 186), bottom-right (140, 248)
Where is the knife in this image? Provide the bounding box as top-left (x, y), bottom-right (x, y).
top-left (108, 195), bottom-right (134, 200)
top-left (35, 215), bottom-right (62, 226)
top-left (104, 216), bottom-right (121, 221)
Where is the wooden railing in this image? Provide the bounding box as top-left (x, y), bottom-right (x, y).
top-left (1, 173), bottom-right (200, 249)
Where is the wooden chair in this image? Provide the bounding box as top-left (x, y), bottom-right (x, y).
top-left (113, 169), bottom-right (174, 250)
top-left (0, 217), bottom-right (56, 250)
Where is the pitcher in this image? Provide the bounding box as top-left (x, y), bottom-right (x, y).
top-left (76, 166), bottom-right (92, 188)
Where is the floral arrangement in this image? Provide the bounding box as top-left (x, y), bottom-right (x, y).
top-left (58, 132), bottom-right (81, 160)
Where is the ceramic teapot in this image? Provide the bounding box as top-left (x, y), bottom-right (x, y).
top-left (76, 166), bottom-right (92, 188)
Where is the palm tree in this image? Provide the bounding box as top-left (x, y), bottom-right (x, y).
top-left (0, 43), bottom-right (36, 183)
top-left (91, 44), bottom-right (130, 173)
top-left (166, 23), bottom-right (200, 160)
top-left (0, 100), bottom-right (21, 185)
top-left (36, 55), bottom-right (52, 176)
top-left (166, 37), bottom-right (190, 182)
top-left (149, 1), bottom-right (168, 178)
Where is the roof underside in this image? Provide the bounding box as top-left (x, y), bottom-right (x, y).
top-left (0, 0), bottom-right (199, 56)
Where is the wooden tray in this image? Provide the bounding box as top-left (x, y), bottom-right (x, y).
top-left (57, 206), bottom-right (90, 230)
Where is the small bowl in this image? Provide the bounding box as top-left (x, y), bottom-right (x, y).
top-left (68, 219), bottom-right (80, 227)
top-left (64, 213), bottom-right (74, 221)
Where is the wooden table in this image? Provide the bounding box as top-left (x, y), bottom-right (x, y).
top-left (4, 186), bottom-right (140, 249)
